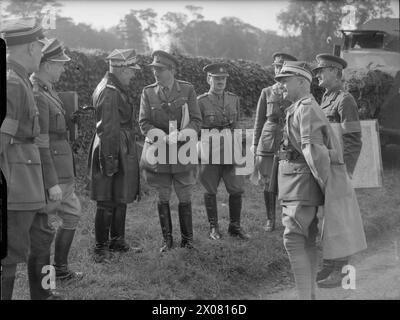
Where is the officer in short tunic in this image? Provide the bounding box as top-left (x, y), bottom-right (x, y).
top-left (139, 50), bottom-right (202, 252)
top-left (312, 53), bottom-right (362, 288)
top-left (198, 63), bottom-right (249, 240)
top-left (30, 38), bottom-right (82, 281)
top-left (0, 18), bottom-right (60, 300)
top-left (274, 61), bottom-right (324, 299)
top-left (252, 52), bottom-right (297, 232)
top-left (88, 49), bottom-right (142, 263)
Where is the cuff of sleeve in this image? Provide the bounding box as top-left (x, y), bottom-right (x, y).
top-left (341, 121), bottom-right (361, 133)
top-left (0, 118), bottom-right (19, 136)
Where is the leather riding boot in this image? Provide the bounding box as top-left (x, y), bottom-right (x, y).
top-left (178, 202), bottom-right (194, 249)
top-left (263, 191), bottom-right (276, 232)
top-left (1, 264), bottom-right (17, 300)
top-left (109, 204), bottom-right (130, 252)
top-left (28, 254), bottom-right (63, 300)
top-left (54, 228), bottom-right (83, 281)
top-left (316, 259), bottom-right (335, 282)
top-left (204, 193), bottom-right (221, 240)
top-left (228, 194), bottom-right (250, 240)
top-left (94, 203), bottom-right (113, 263)
top-left (158, 202), bottom-right (173, 253)
top-left (317, 258), bottom-right (348, 288)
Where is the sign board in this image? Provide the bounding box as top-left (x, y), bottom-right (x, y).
top-left (58, 91), bottom-right (78, 141)
top-left (330, 119), bottom-right (383, 189)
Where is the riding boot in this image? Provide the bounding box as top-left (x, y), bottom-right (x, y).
top-left (204, 193), bottom-right (221, 240)
top-left (54, 228), bottom-right (83, 281)
top-left (94, 203), bottom-right (113, 263)
top-left (28, 254), bottom-right (62, 300)
top-left (178, 202), bottom-right (194, 249)
top-left (228, 194), bottom-right (250, 240)
top-left (158, 202), bottom-right (173, 252)
top-left (1, 264), bottom-right (17, 300)
top-left (263, 191), bottom-right (276, 232)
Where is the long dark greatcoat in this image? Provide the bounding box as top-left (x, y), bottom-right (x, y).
top-left (87, 72), bottom-right (140, 203)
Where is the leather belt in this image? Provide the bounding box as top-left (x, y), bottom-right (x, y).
top-left (10, 136), bottom-right (35, 144)
top-left (278, 149), bottom-right (304, 161)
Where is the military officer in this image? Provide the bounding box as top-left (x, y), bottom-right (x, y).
top-left (88, 49), bottom-right (142, 263)
top-left (139, 50), bottom-right (202, 252)
top-left (275, 61), bottom-right (366, 299)
top-left (197, 63), bottom-right (249, 240)
top-left (30, 38), bottom-right (82, 281)
top-left (251, 52), bottom-right (297, 232)
top-left (0, 18), bottom-right (61, 300)
top-left (312, 54), bottom-right (363, 288)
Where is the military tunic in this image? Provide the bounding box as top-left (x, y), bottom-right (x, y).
top-left (278, 94), bottom-right (366, 258)
top-left (0, 60), bottom-right (46, 211)
top-left (320, 84), bottom-right (362, 175)
top-left (1, 60), bottom-right (53, 266)
top-left (198, 90), bottom-right (244, 195)
top-left (31, 75), bottom-right (81, 226)
top-left (252, 83), bottom-right (291, 183)
top-left (88, 72), bottom-right (140, 203)
top-left (139, 79), bottom-right (202, 202)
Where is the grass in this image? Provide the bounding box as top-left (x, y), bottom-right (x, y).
top-left (11, 141), bottom-right (400, 299)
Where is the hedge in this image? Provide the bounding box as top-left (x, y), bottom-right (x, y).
top-left (54, 50), bottom-right (394, 178)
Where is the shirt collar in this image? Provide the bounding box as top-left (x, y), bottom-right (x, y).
top-left (325, 82), bottom-right (343, 95)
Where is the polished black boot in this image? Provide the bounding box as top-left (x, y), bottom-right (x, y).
top-left (228, 194), bottom-right (250, 240)
top-left (94, 203), bottom-right (113, 263)
top-left (158, 202), bottom-right (173, 253)
top-left (54, 228), bottom-right (83, 281)
top-left (263, 191), bottom-right (276, 232)
top-left (178, 202), bottom-right (194, 249)
top-left (28, 254), bottom-right (63, 300)
top-left (204, 193), bottom-right (221, 240)
top-left (316, 259), bottom-right (335, 282)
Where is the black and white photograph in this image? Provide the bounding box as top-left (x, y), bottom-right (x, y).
top-left (0, 0), bottom-right (399, 304)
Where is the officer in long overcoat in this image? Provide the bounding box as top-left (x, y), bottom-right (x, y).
top-left (251, 52), bottom-right (297, 231)
top-left (139, 50), bottom-right (202, 252)
top-left (312, 54), bottom-right (363, 288)
top-left (88, 49), bottom-right (141, 263)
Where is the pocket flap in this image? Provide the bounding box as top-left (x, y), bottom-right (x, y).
top-left (280, 161), bottom-right (311, 174)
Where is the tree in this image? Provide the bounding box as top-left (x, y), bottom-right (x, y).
top-left (128, 9), bottom-right (158, 52)
top-left (277, 0), bottom-right (393, 60)
top-left (1, 0), bottom-right (62, 19)
top-left (117, 11), bottom-right (147, 52)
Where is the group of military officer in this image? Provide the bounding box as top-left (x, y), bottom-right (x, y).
top-left (1, 17), bottom-right (367, 300)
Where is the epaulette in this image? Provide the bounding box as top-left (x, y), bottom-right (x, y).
top-left (300, 97), bottom-right (312, 105)
top-left (177, 79), bottom-right (192, 86)
top-left (225, 91), bottom-right (237, 96)
top-left (197, 92), bottom-right (209, 100)
top-left (144, 82), bottom-right (157, 89)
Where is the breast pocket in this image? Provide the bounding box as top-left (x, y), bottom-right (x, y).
top-left (278, 161), bottom-right (323, 204)
top-left (203, 111), bottom-right (216, 127)
top-left (50, 142), bottom-right (74, 179)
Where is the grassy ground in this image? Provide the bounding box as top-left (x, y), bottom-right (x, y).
top-left (12, 142), bottom-right (400, 300)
